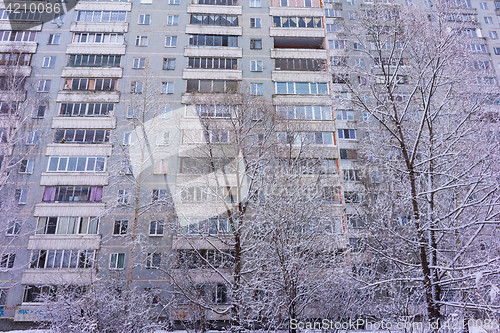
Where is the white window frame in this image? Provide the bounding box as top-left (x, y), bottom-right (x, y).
top-left (15, 188), bottom-right (29, 204)
top-left (135, 35), bottom-right (148, 47)
top-left (250, 0), bottom-right (261, 7)
top-left (48, 34), bottom-right (61, 45)
top-left (166, 15), bottom-right (178, 25)
top-left (138, 14), bottom-right (151, 25)
top-left (250, 17), bottom-right (261, 28)
top-left (113, 220), bottom-right (128, 235)
top-left (25, 131), bottom-right (40, 145)
top-left (42, 56), bottom-right (56, 68)
top-left (149, 220), bottom-right (164, 236)
top-left (250, 60), bottom-right (263, 72)
top-left (6, 221), bottom-right (20, 236)
top-left (109, 253), bottom-right (125, 270)
top-left (132, 57), bottom-right (146, 69)
top-left (19, 159), bottom-right (35, 174)
top-left (250, 83), bottom-right (263, 95)
top-left (37, 80), bottom-right (51, 92)
top-left (165, 35), bottom-right (177, 47)
top-left (117, 189), bottom-right (130, 204)
top-left (161, 81), bottom-right (174, 94)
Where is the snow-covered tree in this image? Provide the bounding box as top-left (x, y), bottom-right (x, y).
top-left (340, 2), bottom-right (500, 328)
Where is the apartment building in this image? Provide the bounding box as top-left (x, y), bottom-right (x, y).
top-left (0, 0), bottom-right (498, 329)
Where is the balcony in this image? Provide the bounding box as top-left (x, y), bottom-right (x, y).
top-left (184, 46), bottom-right (243, 58)
top-left (28, 234), bottom-right (101, 251)
top-left (183, 68), bottom-right (242, 80)
top-left (61, 67), bottom-right (123, 78)
top-left (46, 143), bottom-right (112, 156)
top-left (271, 48), bottom-right (327, 59)
top-left (34, 202), bottom-right (106, 217)
top-left (270, 27), bottom-right (325, 38)
top-left (66, 43), bottom-right (126, 55)
top-left (51, 116), bottom-right (116, 129)
top-left (185, 25), bottom-right (243, 36)
top-left (187, 4), bottom-right (242, 15)
top-left (40, 173), bottom-right (109, 186)
top-left (70, 22), bottom-right (128, 33)
top-left (75, 1), bottom-right (132, 11)
top-left (21, 269), bottom-right (97, 285)
top-left (56, 90), bottom-right (120, 103)
top-left (269, 6), bottom-right (323, 16)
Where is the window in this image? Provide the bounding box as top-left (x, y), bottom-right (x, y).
top-left (336, 110), bottom-right (354, 121)
top-left (328, 39), bottom-right (345, 49)
top-left (123, 132), bottom-right (136, 145)
top-left (36, 217), bottom-right (99, 235)
top-left (131, 81), bottom-right (144, 93)
top-left (0, 289), bottom-right (7, 306)
top-left (109, 253), bottom-right (125, 269)
top-left (169, 0), bottom-right (180, 3)
top-left (30, 250), bottom-right (95, 269)
top-left (162, 82), bottom-right (174, 94)
top-left (165, 35), bottom-right (177, 47)
top-left (278, 132), bottom-right (335, 145)
top-left (157, 132), bottom-right (170, 145)
top-left (250, 83), bottom-right (263, 95)
top-left (47, 156), bottom-right (106, 172)
top-left (146, 253), bottom-right (161, 269)
top-left (489, 31), bottom-right (498, 39)
top-left (149, 220), bottom-right (164, 236)
top-left (186, 80), bottom-right (238, 93)
top-left (250, 17), bottom-right (261, 27)
top-left (189, 34), bottom-right (238, 47)
top-left (34, 105), bottom-right (46, 118)
top-left (54, 129), bottom-right (110, 144)
top-left (190, 14), bottom-right (238, 26)
top-left (272, 16), bottom-right (323, 28)
top-left (76, 10), bottom-right (127, 22)
top-left (42, 56), bottom-right (56, 68)
top-left (42, 186), bottom-right (103, 202)
top-left (250, 0), bottom-right (261, 7)
top-left (19, 159), bottom-right (34, 174)
top-left (340, 149), bottom-right (357, 160)
top-left (117, 189), bottom-right (129, 205)
top-left (275, 82), bottom-right (329, 95)
top-left (353, 42), bottom-right (363, 50)
top-left (26, 131), bottom-right (40, 145)
top-left (349, 238), bottom-right (364, 252)
top-left (167, 15), bottom-right (178, 25)
top-left (484, 16), bottom-right (493, 24)
top-left (345, 191), bottom-right (362, 203)
top-left (138, 14), bottom-right (151, 24)
top-left (68, 54), bottom-right (121, 67)
top-left (277, 105), bottom-right (332, 120)
top-left (480, 1), bottom-right (488, 9)
top-left (250, 60), bottom-right (263, 72)
top-left (163, 58), bottom-right (175, 70)
top-left (6, 221), bottom-right (20, 235)
top-left (274, 58), bottom-right (325, 71)
top-left (15, 188), bottom-right (28, 204)
top-left (113, 220), bottom-right (128, 235)
top-left (0, 253), bottom-right (15, 269)
top-left (343, 169), bottom-right (361, 181)
top-left (135, 35), bottom-right (148, 46)
top-left (152, 189), bottom-right (168, 202)
top-left (188, 57), bottom-right (237, 69)
top-left (250, 39), bottom-right (262, 49)
top-left (338, 129), bottom-right (356, 139)
top-left (495, 47), bottom-right (500, 55)
top-left (72, 33), bottom-right (124, 44)
top-left (48, 34), bottom-right (60, 45)
top-left (64, 78), bottom-right (116, 91)
top-left (37, 80), bottom-right (51, 92)
top-left (325, 9), bottom-right (342, 17)
top-left (132, 57), bottom-right (145, 69)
